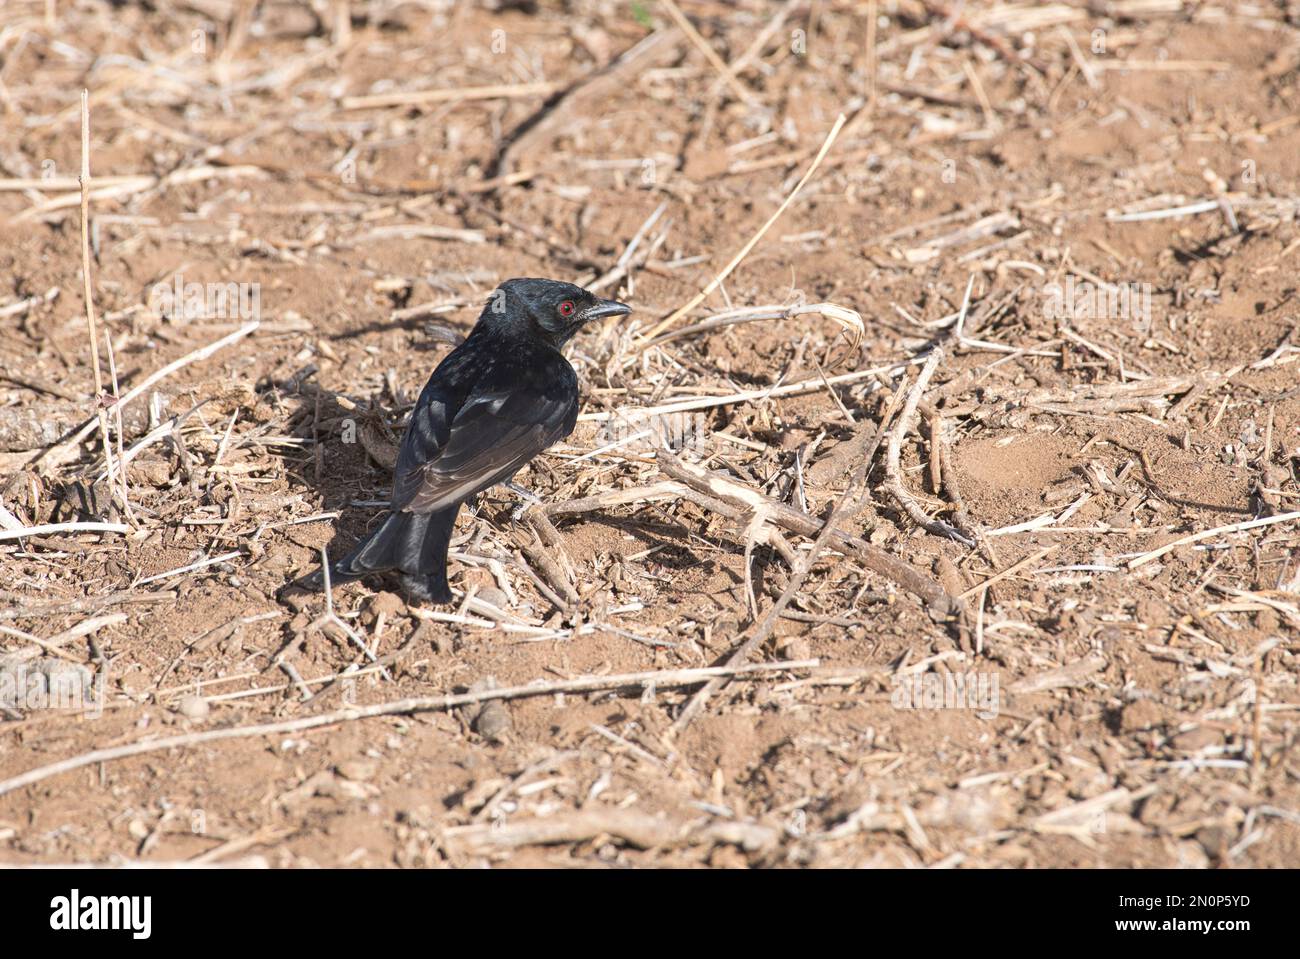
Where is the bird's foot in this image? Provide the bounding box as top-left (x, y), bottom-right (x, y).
top-left (505, 482), bottom-right (542, 521)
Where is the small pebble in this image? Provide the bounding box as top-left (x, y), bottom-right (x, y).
top-left (176, 695), bottom-right (210, 721)
top-left (467, 676), bottom-right (512, 743)
top-left (336, 759), bottom-right (379, 782)
top-left (476, 587), bottom-right (510, 610)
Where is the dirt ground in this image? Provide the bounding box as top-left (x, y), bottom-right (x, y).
top-left (0, 0), bottom-right (1298, 869)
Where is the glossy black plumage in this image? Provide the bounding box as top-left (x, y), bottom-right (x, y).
top-left (321, 278), bottom-right (631, 603)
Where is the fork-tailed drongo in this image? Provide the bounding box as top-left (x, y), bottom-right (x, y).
top-left (319, 278), bottom-right (631, 603)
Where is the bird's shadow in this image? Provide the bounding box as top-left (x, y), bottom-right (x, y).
top-left (267, 313), bottom-right (476, 604)
top-left (264, 365), bottom-right (414, 605)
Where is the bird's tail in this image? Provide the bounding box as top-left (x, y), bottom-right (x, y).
top-left (327, 506), bottom-right (459, 603)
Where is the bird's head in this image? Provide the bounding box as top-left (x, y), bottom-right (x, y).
top-left (489, 278), bottom-right (631, 347)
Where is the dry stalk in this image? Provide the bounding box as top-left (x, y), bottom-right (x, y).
top-left (657, 454), bottom-right (960, 618)
top-left (639, 113), bottom-right (848, 342)
top-left (76, 91), bottom-right (119, 516)
top-left (0, 659), bottom-right (818, 797)
top-left (884, 347), bottom-right (974, 546)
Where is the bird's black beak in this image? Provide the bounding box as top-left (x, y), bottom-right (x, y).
top-left (581, 298), bottom-right (632, 322)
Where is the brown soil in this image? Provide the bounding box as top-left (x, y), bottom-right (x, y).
top-left (0, 0), bottom-right (1298, 868)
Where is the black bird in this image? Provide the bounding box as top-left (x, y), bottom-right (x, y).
top-left (320, 278), bottom-right (631, 603)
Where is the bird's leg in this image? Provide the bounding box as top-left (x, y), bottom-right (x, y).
top-left (505, 481), bottom-right (542, 520)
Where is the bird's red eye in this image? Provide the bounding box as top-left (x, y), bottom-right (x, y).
top-left (558, 300), bottom-right (576, 317)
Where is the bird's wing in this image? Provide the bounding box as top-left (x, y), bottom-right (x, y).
top-left (391, 366), bottom-right (577, 515)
